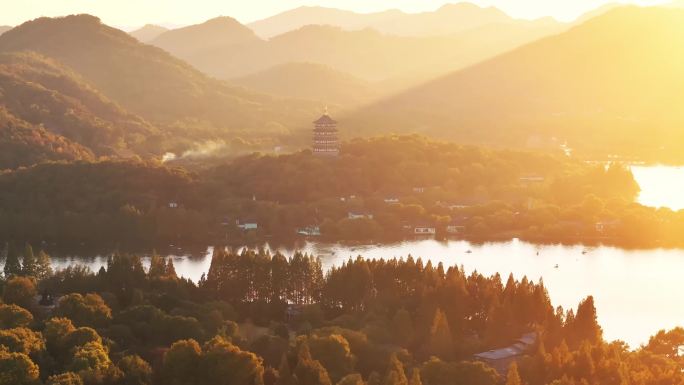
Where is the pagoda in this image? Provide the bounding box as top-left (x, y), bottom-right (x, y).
top-left (312, 108), bottom-right (339, 156)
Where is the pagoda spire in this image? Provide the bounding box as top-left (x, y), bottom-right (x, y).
top-left (312, 108), bottom-right (339, 156)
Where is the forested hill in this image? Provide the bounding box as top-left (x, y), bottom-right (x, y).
top-left (345, 6), bottom-right (684, 162)
top-left (0, 107), bottom-right (93, 169)
top-left (0, 14), bottom-right (315, 132)
top-left (0, 135), bottom-right (651, 246)
top-left (0, 51), bottom-right (158, 167)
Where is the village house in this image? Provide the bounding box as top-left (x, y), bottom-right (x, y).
top-left (519, 175), bottom-right (546, 185)
top-left (474, 332), bottom-right (537, 375)
top-left (447, 217), bottom-right (469, 234)
top-left (168, 201), bottom-right (179, 209)
top-left (384, 197), bottom-right (400, 204)
top-left (414, 225), bottom-right (436, 235)
top-left (348, 212), bottom-right (373, 220)
top-left (297, 226), bottom-right (321, 236)
top-left (236, 219), bottom-right (258, 231)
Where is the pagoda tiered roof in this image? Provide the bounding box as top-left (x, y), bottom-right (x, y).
top-left (313, 114), bottom-right (337, 125)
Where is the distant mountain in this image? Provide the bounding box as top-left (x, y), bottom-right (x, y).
top-left (0, 26), bottom-right (11, 36)
top-left (248, 3), bottom-right (562, 38)
top-left (129, 24), bottom-right (168, 42)
top-left (176, 21), bottom-right (564, 82)
top-left (231, 62), bottom-right (378, 105)
top-left (0, 51), bottom-right (157, 161)
top-left (0, 14), bottom-right (314, 133)
top-left (150, 16), bottom-right (262, 60)
top-left (573, 3), bottom-right (622, 24)
top-left (248, 6), bottom-right (402, 38)
top-left (346, 7), bottom-right (684, 161)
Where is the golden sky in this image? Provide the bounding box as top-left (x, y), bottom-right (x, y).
top-left (0, 0), bottom-right (671, 29)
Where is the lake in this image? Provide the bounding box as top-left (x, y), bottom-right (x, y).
top-left (632, 165), bottom-right (684, 211)
top-left (48, 238), bottom-right (684, 349)
top-left (19, 165), bottom-right (684, 349)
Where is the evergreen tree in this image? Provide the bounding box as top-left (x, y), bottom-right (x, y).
top-left (426, 309), bottom-right (454, 359)
top-left (572, 296), bottom-right (602, 345)
top-left (3, 243), bottom-right (22, 278)
top-left (574, 342), bottom-right (595, 381)
top-left (295, 342), bottom-right (331, 385)
top-left (148, 255), bottom-right (166, 278)
top-left (166, 258), bottom-right (178, 278)
top-left (34, 250), bottom-right (53, 280)
top-left (391, 309), bottom-right (414, 347)
top-left (277, 354), bottom-right (297, 385)
top-left (382, 355), bottom-right (407, 385)
top-left (21, 244), bottom-right (37, 277)
top-left (408, 369), bottom-right (422, 385)
top-left (506, 362), bottom-right (522, 385)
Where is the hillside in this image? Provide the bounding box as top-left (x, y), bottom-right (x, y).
top-left (0, 26), bottom-right (11, 36)
top-left (248, 3), bottom-right (563, 38)
top-left (231, 62), bottom-right (379, 105)
top-left (177, 22), bottom-right (563, 82)
top-left (150, 16), bottom-right (262, 60)
top-left (0, 107), bottom-right (93, 169)
top-left (345, 6), bottom-right (684, 161)
top-left (0, 51), bottom-right (158, 160)
top-left (0, 14), bottom-right (314, 133)
top-left (129, 24), bottom-right (168, 42)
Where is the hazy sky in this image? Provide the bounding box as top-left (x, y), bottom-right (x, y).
top-left (0, 0), bottom-right (671, 30)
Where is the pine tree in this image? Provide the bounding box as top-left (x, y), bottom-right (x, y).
top-left (3, 243), bottom-right (22, 278)
top-left (295, 342), bottom-right (331, 385)
top-left (573, 296), bottom-right (603, 345)
top-left (426, 308), bottom-right (454, 359)
top-left (391, 308), bottom-right (414, 347)
top-left (166, 258), bottom-right (178, 278)
top-left (506, 362), bottom-right (522, 385)
top-left (408, 369), bottom-right (422, 385)
top-left (382, 355), bottom-right (408, 385)
top-left (148, 255), bottom-right (166, 278)
top-left (21, 244), bottom-right (37, 277)
top-left (35, 250), bottom-right (53, 280)
top-left (277, 354), bottom-right (296, 385)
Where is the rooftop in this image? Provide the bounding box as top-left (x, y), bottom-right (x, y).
top-left (474, 345), bottom-right (524, 361)
top-left (313, 114), bottom-right (337, 125)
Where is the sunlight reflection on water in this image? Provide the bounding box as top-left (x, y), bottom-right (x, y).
top-left (46, 239), bottom-right (684, 348)
top-left (632, 165), bottom-right (684, 211)
top-left (31, 166), bottom-right (684, 349)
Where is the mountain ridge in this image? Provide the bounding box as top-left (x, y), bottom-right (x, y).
top-left (248, 2), bottom-right (560, 38)
top-left (150, 16), bottom-right (262, 59)
top-left (344, 6), bottom-right (684, 161)
top-left (0, 14), bottom-right (315, 133)
top-left (129, 24), bottom-right (168, 42)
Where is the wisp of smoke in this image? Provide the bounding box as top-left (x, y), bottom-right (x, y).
top-left (161, 140), bottom-right (227, 163)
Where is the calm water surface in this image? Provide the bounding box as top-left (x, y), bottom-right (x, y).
top-left (48, 239), bottom-right (684, 349)
top-left (632, 165), bottom-right (684, 211)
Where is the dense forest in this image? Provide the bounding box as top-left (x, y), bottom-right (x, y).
top-left (0, 51), bottom-right (158, 166)
top-left (0, 245), bottom-right (682, 384)
top-left (2, 135), bottom-right (677, 248)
